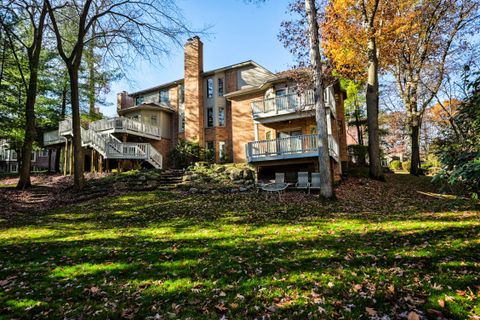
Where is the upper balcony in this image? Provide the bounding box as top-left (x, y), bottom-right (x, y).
top-left (251, 87), bottom-right (337, 123)
top-left (90, 117), bottom-right (161, 140)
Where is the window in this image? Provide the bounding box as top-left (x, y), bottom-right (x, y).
top-left (218, 78), bottom-right (224, 97)
top-left (31, 151), bottom-right (36, 162)
top-left (218, 107), bottom-right (225, 127)
top-left (10, 150), bottom-right (17, 160)
top-left (275, 89), bottom-right (286, 96)
top-left (219, 141), bottom-right (226, 162)
top-left (159, 90), bottom-right (169, 104)
top-left (310, 127), bottom-right (317, 135)
top-left (179, 105), bottom-right (185, 132)
top-left (10, 164), bottom-right (17, 173)
top-left (266, 131), bottom-right (272, 140)
top-left (205, 141), bottom-right (215, 162)
top-left (39, 150), bottom-right (49, 157)
top-left (178, 84), bottom-right (185, 104)
top-left (131, 115), bottom-right (140, 121)
top-left (150, 115), bottom-right (157, 126)
top-left (135, 96), bottom-right (144, 105)
top-left (207, 107), bottom-right (214, 127)
top-left (207, 78), bottom-right (214, 98)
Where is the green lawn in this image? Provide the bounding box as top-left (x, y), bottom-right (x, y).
top-left (0, 175), bottom-right (479, 319)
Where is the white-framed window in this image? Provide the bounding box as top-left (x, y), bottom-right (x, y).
top-left (218, 78), bottom-right (224, 97)
top-left (31, 151), bottom-right (36, 162)
top-left (218, 107), bottom-right (225, 127)
top-left (10, 150), bottom-right (17, 160)
top-left (207, 78), bottom-right (214, 98)
top-left (135, 96), bottom-right (144, 105)
top-left (205, 141), bottom-right (215, 162)
top-left (148, 115), bottom-right (157, 126)
top-left (179, 105), bottom-right (185, 133)
top-left (39, 149), bottom-right (49, 157)
top-left (178, 84), bottom-right (185, 104)
top-left (159, 90), bottom-right (169, 104)
top-left (10, 164), bottom-right (18, 173)
top-left (219, 141), bottom-right (226, 162)
top-left (207, 108), bottom-right (214, 127)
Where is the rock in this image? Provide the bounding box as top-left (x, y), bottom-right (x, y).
top-left (138, 175), bottom-right (147, 181)
top-left (189, 187), bottom-right (198, 194)
top-left (233, 179), bottom-right (245, 185)
top-left (182, 175), bottom-right (192, 182)
top-left (242, 168), bottom-right (254, 180)
top-left (191, 174), bottom-right (199, 181)
top-left (230, 169), bottom-right (243, 181)
top-left (113, 182), bottom-right (127, 190)
top-left (239, 187), bottom-right (248, 192)
top-left (214, 166), bottom-right (226, 173)
top-left (230, 188), bottom-right (238, 193)
top-left (210, 190), bottom-right (218, 194)
top-left (147, 181), bottom-right (158, 188)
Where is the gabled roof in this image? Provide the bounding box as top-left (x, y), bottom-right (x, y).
top-left (129, 60), bottom-right (274, 97)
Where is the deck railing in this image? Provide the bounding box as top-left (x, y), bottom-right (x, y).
top-left (90, 117), bottom-right (161, 138)
top-left (251, 86), bottom-right (338, 119)
top-left (251, 90), bottom-right (315, 117)
top-left (43, 130), bottom-right (63, 145)
top-left (246, 134), bottom-right (339, 161)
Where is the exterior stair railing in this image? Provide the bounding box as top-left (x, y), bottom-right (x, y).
top-left (50, 117), bottom-right (162, 169)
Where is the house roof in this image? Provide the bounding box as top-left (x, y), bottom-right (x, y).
top-left (129, 60), bottom-right (274, 97)
top-left (118, 102), bottom-right (175, 115)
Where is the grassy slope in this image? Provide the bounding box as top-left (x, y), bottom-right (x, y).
top-left (0, 174), bottom-right (479, 319)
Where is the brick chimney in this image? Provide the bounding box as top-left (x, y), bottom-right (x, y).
top-left (184, 36), bottom-right (204, 145)
top-left (117, 91), bottom-right (133, 111)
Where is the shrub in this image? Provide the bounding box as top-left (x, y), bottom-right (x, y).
top-left (390, 160), bottom-right (401, 170)
top-left (348, 144), bottom-right (368, 166)
top-left (169, 139), bottom-right (202, 168)
top-left (402, 160), bottom-right (411, 172)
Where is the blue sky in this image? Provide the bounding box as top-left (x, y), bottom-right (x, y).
top-left (103, 0), bottom-right (295, 117)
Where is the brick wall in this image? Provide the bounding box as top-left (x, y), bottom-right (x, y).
top-left (184, 36), bottom-right (204, 145)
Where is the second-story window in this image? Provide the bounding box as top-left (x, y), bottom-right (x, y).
top-left (160, 90), bottom-right (169, 105)
top-left (135, 96), bottom-right (144, 105)
top-left (218, 107), bottom-right (225, 126)
top-left (178, 84), bottom-right (184, 104)
top-left (218, 78), bottom-right (224, 97)
top-left (207, 78), bottom-right (214, 98)
top-left (207, 107), bottom-right (214, 127)
top-left (150, 115), bottom-right (157, 126)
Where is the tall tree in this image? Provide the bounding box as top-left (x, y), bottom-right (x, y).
top-left (45, 0), bottom-right (193, 190)
top-left (0, 0), bottom-right (48, 189)
top-left (391, 0), bottom-right (479, 175)
top-left (305, 0), bottom-right (334, 198)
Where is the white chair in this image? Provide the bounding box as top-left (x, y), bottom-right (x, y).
top-left (310, 173), bottom-right (321, 192)
top-left (295, 172), bottom-right (310, 193)
top-left (275, 172), bottom-right (285, 184)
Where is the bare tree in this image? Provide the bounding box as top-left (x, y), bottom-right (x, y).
top-left (45, 0), bottom-right (193, 190)
top-left (0, 0), bottom-right (48, 189)
top-left (305, 0), bottom-right (333, 198)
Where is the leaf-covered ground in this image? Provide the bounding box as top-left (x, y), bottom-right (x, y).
top-left (0, 174), bottom-right (479, 319)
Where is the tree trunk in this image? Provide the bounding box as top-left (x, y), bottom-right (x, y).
top-left (354, 107), bottom-right (363, 146)
top-left (17, 64), bottom-right (39, 189)
top-left (410, 122), bottom-right (422, 175)
top-left (54, 147), bottom-right (61, 172)
top-left (305, 0), bottom-right (334, 198)
top-left (365, 35), bottom-right (384, 180)
top-left (68, 66), bottom-right (85, 189)
top-left (87, 38), bottom-right (96, 117)
top-left (61, 79), bottom-right (67, 118)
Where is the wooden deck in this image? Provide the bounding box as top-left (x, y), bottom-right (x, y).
top-left (246, 134), bottom-right (339, 163)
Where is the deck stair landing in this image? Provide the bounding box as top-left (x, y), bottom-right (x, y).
top-left (47, 117), bottom-right (163, 169)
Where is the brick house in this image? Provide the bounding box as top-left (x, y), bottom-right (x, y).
top-left (44, 37), bottom-right (347, 180)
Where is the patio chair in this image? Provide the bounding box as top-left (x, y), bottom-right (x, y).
top-left (295, 172), bottom-right (310, 193)
top-left (310, 173), bottom-right (321, 192)
top-left (275, 172), bottom-right (285, 184)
